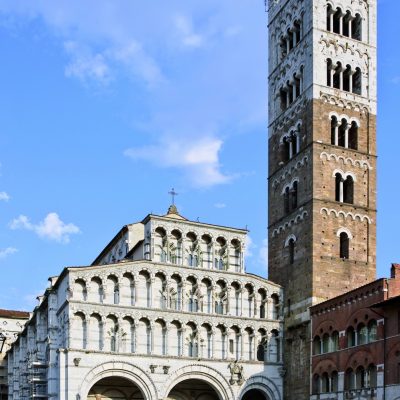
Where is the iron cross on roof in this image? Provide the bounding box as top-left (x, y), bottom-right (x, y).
top-left (168, 188), bottom-right (178, 205)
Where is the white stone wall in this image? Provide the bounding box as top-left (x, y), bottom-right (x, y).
top-left (7, 215), bottom-right (283, 400)
top-left (268, 0), bottom-right (377, 127)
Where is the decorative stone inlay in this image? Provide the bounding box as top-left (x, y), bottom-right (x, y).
top-left (320, 207), bottom-right (372, 224)
top-left (320, 152), bottom-right (373, 170)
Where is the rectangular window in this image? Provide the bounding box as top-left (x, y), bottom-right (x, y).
top-left (229, 339), bottom-right (234, 353)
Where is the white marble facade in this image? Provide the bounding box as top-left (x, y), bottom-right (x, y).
top-left (7, 207), bottom-right (284, 400)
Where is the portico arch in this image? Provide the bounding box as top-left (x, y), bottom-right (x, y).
top-left (79, 361), bottom-right (157, 400)
top-left (164, 365), bottom-right (234, 400)
top-left (239, 375), bottom-right (281, 400)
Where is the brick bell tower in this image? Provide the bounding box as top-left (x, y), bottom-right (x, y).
top-left (267, 0), bottom-right (377, 399)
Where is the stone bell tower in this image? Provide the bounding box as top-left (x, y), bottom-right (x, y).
top-left (267, 0), bottom-right (377, 398)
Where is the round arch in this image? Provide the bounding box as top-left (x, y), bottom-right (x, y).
top-left (238, 375), bottom-right (281, 400)
top-left (163, 365), bottom-right (234, 400)
top-left (79, 361), bottom-right (157, 400)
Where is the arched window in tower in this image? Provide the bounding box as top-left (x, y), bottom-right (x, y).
top-left (343, 64), bottom-right (351, 92)
top-left (353, 67), bottom-right (362, 95)
top-left (349, 121), bottom-right (358, 150)
top-left (330, 116), bottom-right (338, 145)
top-left (280, 36), bottom-right (288, 59)
top-left (294, 20), bottom-right (301, 43)
top-left (294, 74), bottom-right (301, 98)
top-left (289, 239), bottom-right (295, 264)
top-left (338, 119), bottom-right (347, 147)
top-left (285, 235), bottom-right (296, 265)
top-left (339, 232), bottom-right (350, 259)
top-left (342, 11), bottom-right (351, 37)
top-left (333, 8), bottom-right (342, 34)
top-left (327, 58), bottom-right (333, 86)
top-left (333, 62), bottom-right (342, 89)
top-left (343, 176), bottom-right (354, 204)
top-left (287, 29), bottom-right (294, 51)
top-left (353, 14), bottom-right (362, 41)
top-left (326, 4), bottom-right (333, 31)
top-left (335, 173), bottom-right (342, 202)
top-left (280, 88), bottom-right (288, 111)
top-left (284, 187), bottom-right (290, 215)
top-left (291, 181), bottom-right (298, 209)
top-left (290, 131), bottom-right (298, 155)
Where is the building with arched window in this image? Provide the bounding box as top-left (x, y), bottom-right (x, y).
top-left (6, 207), bottom-right (284, 400)
top-left (0, 310), bottom-right (29, 400)
top-left (310, 264), bottom-right (400, 400)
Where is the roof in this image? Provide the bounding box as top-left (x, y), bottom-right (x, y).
top-left (370, 294), bottom-right (400, 308)
top-left (0, 309), bottom-right (30, 319)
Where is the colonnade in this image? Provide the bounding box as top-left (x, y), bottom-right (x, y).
top-left (70, 313), bottom-right (282, 363)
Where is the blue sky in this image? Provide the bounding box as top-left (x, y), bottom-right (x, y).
top-left (0, 0), bottom-right (398, 311)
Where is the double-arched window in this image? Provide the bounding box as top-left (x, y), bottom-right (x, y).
top-left (334, 171), bottom-right (354, 204)
top-left (283, 180), bottom-right (299, 215)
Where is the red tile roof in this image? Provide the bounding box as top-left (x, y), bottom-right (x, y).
top-left (0, 309), bottom-right (29, 319)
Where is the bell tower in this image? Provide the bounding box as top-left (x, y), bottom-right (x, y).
top-left (267, 0), bottom-right (377, 398)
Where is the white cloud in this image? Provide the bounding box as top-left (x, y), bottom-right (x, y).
top-left (174, 15), bottom-right (204, 48)
top-left (0, 191), bottom-right (10, 201)
top-left (64, 41), bottom-right (111, 84)
top-left (0, 247), bottom-right (18, 259)
top-left (63, 40), bottom-right (163, 87)
top-left (125, 136), bottom-right (233, 187)
top-left (9, 212), bottom-right (80, 243)
top-left (214, 202), bottom-right (226, 209)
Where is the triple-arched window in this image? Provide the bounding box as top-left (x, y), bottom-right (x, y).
top-left (330, 116), bottom-right (358, 150)
top-left (327, 59), bottom-right (362, 95)
top-left (280, 20), bottom-right (303, 59)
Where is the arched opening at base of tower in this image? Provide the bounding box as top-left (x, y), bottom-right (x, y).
top-left (87, 376), bottom-right (145, 400)
top-left (241, 388), bottom-right (269, 400)
top-left (167, 379), bottom-right (221, 400)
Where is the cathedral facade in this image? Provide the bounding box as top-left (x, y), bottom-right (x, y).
top-left (7, 207), bottom-right (284, 400)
